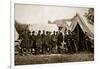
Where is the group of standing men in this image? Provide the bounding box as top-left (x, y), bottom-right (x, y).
top-left (16, 29), bottom-right (92, 56)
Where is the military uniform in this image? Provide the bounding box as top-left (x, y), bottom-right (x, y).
top-left (64, 33), bottom-right (68, 48)
top-left (41, 32), bottom-right (46, 54)
top-left (31, 31), bottom-right (36, 54)
top-left (45, 31), bottom-right (52, 54)
top-left (20, 31), bottom-right (30, 55)
top-left (36, 31), bottom-right (42, 54)
top-left (71, 33), bottom-right (77, 53)
top-left (84, 35), bottom-right (91, 51)
top-left (51, 32), bottom-right (57, 53)
top-left (67, 33), bottom-right (73, 53)
top-left (57, 31), bottom-right (63, 53)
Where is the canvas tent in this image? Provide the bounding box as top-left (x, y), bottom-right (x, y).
top-left (14, 28), bottom-right (19, 41)
top-left (48, 19), bottom-right (70, 33)
top-left (48, 13), bottom-right (94, 40)
top-left (69, 13), bottom-right (94, 50)
top-left (15, 20), bottom-right (58, 35)
top-left (28, 24), bottom-right (58, 34)
top-left (69, 13), bottom-right (94, 40)
top-left (48, 13), bottom-right (94, 50)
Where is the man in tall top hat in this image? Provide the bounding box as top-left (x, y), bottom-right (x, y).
top-left (31, 31), bottom-right (36, 55)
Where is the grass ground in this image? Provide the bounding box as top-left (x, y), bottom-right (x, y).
top-left (15, 52), bottom-right (94, 65)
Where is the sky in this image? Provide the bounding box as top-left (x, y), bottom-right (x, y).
top-left (15, 4), bottom-right (89, 25)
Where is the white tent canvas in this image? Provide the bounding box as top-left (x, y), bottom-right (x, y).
top-left (15, 23), bottom-right (58, 40)
top-left (69, 13), bottom-right (94, 39)
top-left (28, 24), bottom-right (58, 34)
top-left (14, 28), bottom-right (19, 41)
top-left (48, 13), bottom-right (94, 39)
top-left (48, 19), bottom-right (70, 33)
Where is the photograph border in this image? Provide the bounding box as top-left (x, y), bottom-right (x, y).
top-left (11, 0), bottom-right (95, 69)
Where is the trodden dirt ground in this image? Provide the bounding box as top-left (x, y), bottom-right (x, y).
top-left (15, 52), bottom-right (94, 65)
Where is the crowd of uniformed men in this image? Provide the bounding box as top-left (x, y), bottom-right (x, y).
top-left (15, 29), bottom-right (92, 56)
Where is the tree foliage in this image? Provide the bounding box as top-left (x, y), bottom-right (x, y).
top-left (15, 20), bottom-right (29, 34)
top-left (84, 8), bottom-right (94, 25)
